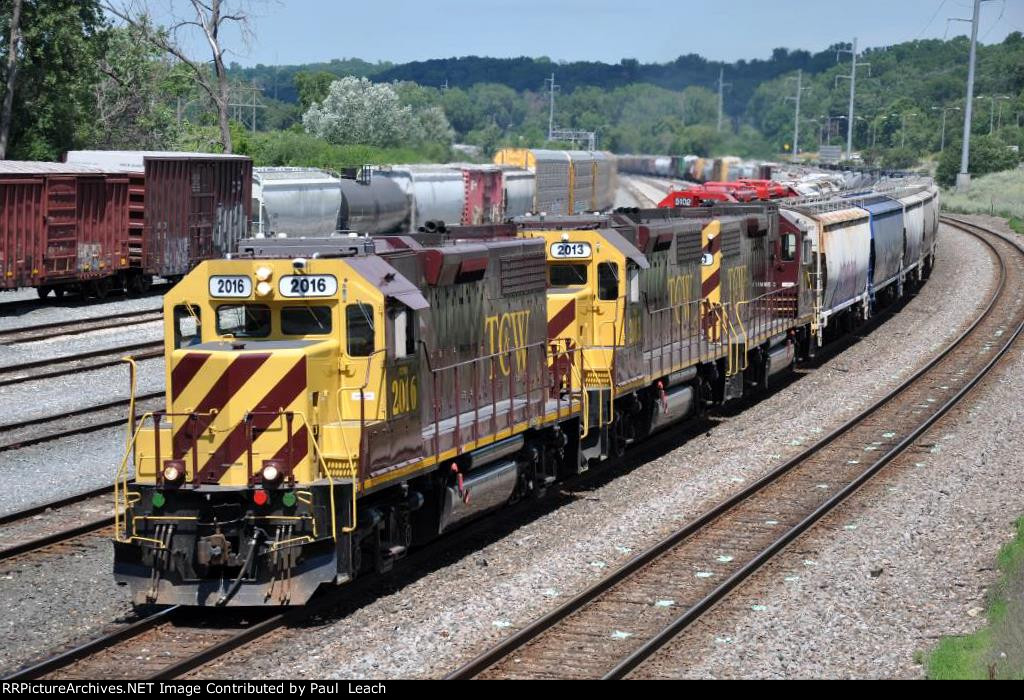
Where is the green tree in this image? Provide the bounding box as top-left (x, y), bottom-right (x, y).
top-left (935, 134), bottom-right (1020, 186)
top-left (293, 70), bottom-right (335, 111)
top-left (0, 0), bottom-right (105, 160)
top-left (86, 25), bottom-right (180, 150)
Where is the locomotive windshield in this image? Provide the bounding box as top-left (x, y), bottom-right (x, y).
top-left (216, 304), bottom-right (271, 338)
top-left (549, 263), bottom-right (588, 287)
top-left (282, 305), bottom-right (333, 335)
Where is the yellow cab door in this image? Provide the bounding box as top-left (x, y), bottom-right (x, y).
top-left (592, 257), bottom-right (624, 348)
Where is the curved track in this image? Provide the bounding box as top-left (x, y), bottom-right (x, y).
top-left (447, 217), bottom-right (1024, 679)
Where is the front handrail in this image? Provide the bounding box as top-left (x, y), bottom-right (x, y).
top-left (114, 412), bottom-right (156, 541)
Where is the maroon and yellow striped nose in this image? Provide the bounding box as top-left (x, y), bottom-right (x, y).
top-left (169, 351), bottom-right (308, 484)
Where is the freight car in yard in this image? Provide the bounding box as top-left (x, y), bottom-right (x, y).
top-left (0, 152), bottom-right (253, 299)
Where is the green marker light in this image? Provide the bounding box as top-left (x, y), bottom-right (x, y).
top-left (282, 492), bottom-right (296, 507)
top-left (152, 492), bottom-right (166, 508)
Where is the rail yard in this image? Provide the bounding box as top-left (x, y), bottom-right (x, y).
top-left (1, 0), bottom-right (1023, 680)
top-left (0, 147), bottom-right (1022, 681)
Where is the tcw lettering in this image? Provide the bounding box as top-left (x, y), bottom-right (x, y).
top-left (484, 310), bottom-right (531, 377)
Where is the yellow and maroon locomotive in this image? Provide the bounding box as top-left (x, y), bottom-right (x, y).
top-left (114, 226), bottom-right (580, 606)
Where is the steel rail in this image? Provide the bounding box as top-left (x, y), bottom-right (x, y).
top-left (0, 343), bottom-right (163, 387)
top-left (4, 607), bottom-right (180, 680)
top-left (0, 484), bottom-right (119, 527)
top-left (0, 310), bottom-right (162, 344)
top-left (0, 517), bottom-right (113, 562)
top-left (447, 217), bottom-right (1019, 679)
top-left (0, 392), bottom-right (163, 453)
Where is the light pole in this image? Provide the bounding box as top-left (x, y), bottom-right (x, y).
top-left (836, 37), bottom-right (871, 159)
top-left (824, 115), bottom-right (847, 145)
top-left (855, 115), bottom-right (871, 150)
top-left (976, 95), bottom-right (1011, 134)
top-left (806, 118), bottom-right (823, 150)
top-left (900, 113), bottom-right (918, 149)
top-left (995, 95), bottom-right (1011, 131)
top-left (785, 70), bottom-right (810, 161)
top-left (931, 106), bottom-right (961, 151)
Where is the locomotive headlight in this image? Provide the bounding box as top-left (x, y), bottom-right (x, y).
top-left (255, 265), bottom-right (273, 282)
top-left (261, 465), bottom-right (280, 483)
top-left (162, 464), bottom-right (183, 483)
top-left (255, 280), bottom-right (273, 297)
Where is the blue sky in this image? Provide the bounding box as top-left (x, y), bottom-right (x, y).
top-left (149, 0), bottom-right (1024, 66)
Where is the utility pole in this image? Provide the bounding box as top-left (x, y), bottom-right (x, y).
top-left (545, 73), bottom-right (559, 141)
top-left (785, 70), bottom-right (809, 161)
top-left (951, 0), bottom-right (996, 192)
top-left (836, 37), bottom-right (870, 159)
top-left (716, 67), bottom-right (732, 132)
top-left (932, 106), bottom-right (961, 152)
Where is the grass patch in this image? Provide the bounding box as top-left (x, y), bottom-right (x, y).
top-left (1008, 217), bottom-right (1024, 235)
top-left (942, 167), bottom-right (1024, 220)
top-left (924, 517), bottom-right (1024, 679)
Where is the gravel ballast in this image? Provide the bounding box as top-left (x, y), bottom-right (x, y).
top-left (0, 537), bottom-right (134, 676)
top-left (192, 223), bottom-right (998, 679)
top-left (636, 217), bottom-right (1024, 679)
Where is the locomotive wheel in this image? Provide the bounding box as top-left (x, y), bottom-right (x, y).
top-left (36, 286), bottom-right (52, 299)
top-left (53, 286), bottom-right (66, 299)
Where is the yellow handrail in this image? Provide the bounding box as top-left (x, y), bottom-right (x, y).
top-left (114, 412), bottom-right (155, 541)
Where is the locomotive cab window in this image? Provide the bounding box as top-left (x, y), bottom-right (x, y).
top-left (598, 262), bottom-right (619, 301)
top-left (173, 305), bottom-right (202, 348)
top-left (781, 233), bottom-right (797, 261)
top-left (346, 303), bottom-right (375, 357)
top-left (281, 306), bottom-right (332, 335)
top-left (390, 306), bottom-right (416, 359)
top-left (549, 264), bottom-right (587, 287)
top-left (216, 304), bottom-right (271, 338)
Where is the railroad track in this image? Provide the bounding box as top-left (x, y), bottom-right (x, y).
top-left (0, 309), bottom-right (162, 345)
top-left (0, 489), bottom-right (116, 563)
top-left (0, 392), bottom-right (163, 453)
top-left (6, 606), bottom-right (288, 681)
top-left (447, 217), bottom-right (1024, 679)
top-left (0, 342), bottom-right (163, 387)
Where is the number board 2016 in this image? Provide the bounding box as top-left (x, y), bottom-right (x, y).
top-left (550, 242), bottom-right (592, 259)
top-left (209, 276), bottom-right (253, 298)
top-left (279, 275), bottom-right (338, 298)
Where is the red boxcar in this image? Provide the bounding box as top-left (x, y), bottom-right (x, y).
top-left (459, 165), bottom-right (505, 225)
top-left (141, 154), bottom-right (252, 279)
top-left (0, 161), bottom-right (141, 297)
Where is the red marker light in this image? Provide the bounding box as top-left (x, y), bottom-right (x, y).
top-left (253, 489), bottom-right (269, 506)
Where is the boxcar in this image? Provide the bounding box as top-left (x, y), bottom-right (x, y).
top-left (0, 161), bottom-right (142, 297)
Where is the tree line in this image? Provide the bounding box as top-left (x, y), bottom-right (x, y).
top-left (2, 2), bottom-right (1022, 185)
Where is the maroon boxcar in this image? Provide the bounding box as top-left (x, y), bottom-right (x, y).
top-left (65, 151), bottom-right (253, 282)
top-left (0, 161), bottom-right (141, 297)
top-left (142, 154), bottom-right (252, 279)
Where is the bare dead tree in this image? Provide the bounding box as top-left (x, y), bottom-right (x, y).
top-left (0, 0), bottom-right (24, 159)
top-left (104, 1), bottom-right (255, 153)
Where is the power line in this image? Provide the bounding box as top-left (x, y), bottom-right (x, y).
top-left (918, 0), bottom-right (950, 39)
